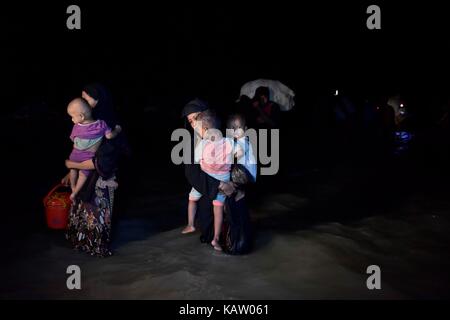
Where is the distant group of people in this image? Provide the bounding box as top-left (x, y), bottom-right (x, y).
top-left (317, 91), bottom-right (407, 157)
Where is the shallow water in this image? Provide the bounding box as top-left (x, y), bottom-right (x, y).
top-left (1, 186), bottom-right (449, 299)
top-left (2, 115), bottom-right (450, 299)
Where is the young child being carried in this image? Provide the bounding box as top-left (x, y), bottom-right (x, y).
top-left (184, 110), bottom-right (233, 251)
top-left (226, 113), bottom-right (257, 186)
top-left (67, 98), bottom-right (121, 201)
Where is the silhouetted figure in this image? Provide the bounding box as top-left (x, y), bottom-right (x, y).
top-left (235, 94), bottom-right (256, 128)
top-left (82, 83), bottom-right (131, 158)
top-left (374, 96), bottom-right (396, 157)
top-left (251, 86), bottom-right (281, 129)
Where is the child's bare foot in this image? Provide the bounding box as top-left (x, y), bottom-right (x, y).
top-left (181, 225), bottom-right (196, 234)
top-left (70, 192), bottom-right (77, 203)
top-left (211, 239), bottom-right (222, 251)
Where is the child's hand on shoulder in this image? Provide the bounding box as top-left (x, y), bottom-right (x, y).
top-left (235, 145), bottom-right (244, 159)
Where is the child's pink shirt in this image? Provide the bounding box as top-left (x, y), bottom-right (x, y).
top-left (200, 138), bottom-right (233, 176)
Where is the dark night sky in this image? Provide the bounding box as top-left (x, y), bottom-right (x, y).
top-left (1, 2), bottom-right (450, 112)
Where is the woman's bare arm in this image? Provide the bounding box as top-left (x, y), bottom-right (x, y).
top-left (65, 159), bottom-right (95, 170)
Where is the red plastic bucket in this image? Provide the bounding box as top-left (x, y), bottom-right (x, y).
top-left (43, 184), bottom-right (71, 230)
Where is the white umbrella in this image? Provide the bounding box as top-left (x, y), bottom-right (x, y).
top-left (237, 79), bottom-right (295, 111)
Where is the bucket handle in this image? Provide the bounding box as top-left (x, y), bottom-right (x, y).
top-left (43, 183), bottom-right (68, 205)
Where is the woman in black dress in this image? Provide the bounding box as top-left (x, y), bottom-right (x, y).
top-left (181, 99), bottom-right (253, 254)
top-left (62, 83), bottom-right (123, 256)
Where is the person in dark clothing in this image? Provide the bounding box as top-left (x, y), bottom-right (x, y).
top-left (376, 96), bottom-right (396, 151)
top-left (181, 99), bottom-right (233, 233)
top-left (251, 86), bottom-right (281, 129)
top-left (82, 83), bottom-right (131, 157)
top-left (181, 98), bottom-right (210, 235)
top-left (181, 99), bottom-right (253, 254)
top-left (235, 94), bottom-right (258, 128)
top-left (82, 83), bottom-right (119, 129)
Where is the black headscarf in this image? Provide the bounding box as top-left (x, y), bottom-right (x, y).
top-left (181, 98), bottom-right (209, 130)
top-left (83, 83), bottom-right (119, 129)
top-left (83, 83), bottom-right (131, 157)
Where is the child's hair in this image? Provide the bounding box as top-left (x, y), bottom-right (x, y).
top-left (196, 109), bottom-right (219, 130)
top-left (69, 97), bottom-right (92, 119)
top-left (197, 110), bottom-right (223, 141)
top-left (227, 113), bottom-right (246, 129)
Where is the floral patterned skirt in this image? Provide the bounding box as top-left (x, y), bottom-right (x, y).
top-left (66, 176), bottom-right (118, 257)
